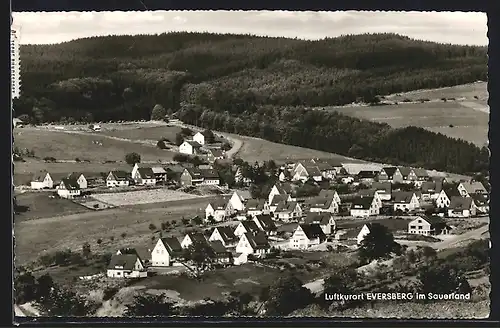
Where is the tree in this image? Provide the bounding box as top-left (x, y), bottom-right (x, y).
top-left (157, 140), bottom-right (168, 149)
top-left (182, 242), bottom-right (217, 278)
top-left (14, 272), bottom-right (37, 304)
top-left (191, 216), bottom-right (203, 225)
top-left (175, 132), bottom-right (184, 146)
top-left (150, 104), bottom-right (166, 121)
top-left (82, 242), bottom-right (91, 258)
top-left (358, 223), bottom-right (402, 263)
top-left (39, 287), bottom-right (91, 316)
top-left (202, 129), bottom-right (216, 144)
top-left (124, 293), bottom-right (177, 317)
top-left (35, 274), bottom-right (54, 301)
top-left (265, 275), bottom-right (313, 316)
top-left (417, 262), bottom-right (463, 295)
top-left (322, 268), bottom-right (362, 308)
top-left (149, 223), bottom-right (157, 231)
top-left (125, 152), bottom-right (141, 165)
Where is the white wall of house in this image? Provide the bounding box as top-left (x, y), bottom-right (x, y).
top-left (193, 132), bottom-right (205, 145)
top-left (181, 235), bottom-right (193, 249)
top-left (235, 234), bottom-right (255, 254)
top-left (357, 224), bottom-right (371, 244)
top-left (435, 191), bottom-right (450, 208)
top-left (30, 173), bottom-right (53, 189)
top-left (228, 192), bottom-right (245, 212)
top-left (179, 142), bottom-right (194, 155)
top-left (107, 269), bottom-right (147, 278)
top-left (234, 223), bottom-right (252, 237)
top-left (289, 226), bottom-right (317, 250)
top-left (351, 209), bottom-right (370, 218)
top-left (57, 188), bottom-right (80, 199)
top-left (106, 179), bottom-right (129, 187)
top-left (205, 205), bottom-right (227, 222)
top-left (201, 178), bottom-right (220, 185)
top-left (209, 229), bottom-right (231, 247)
top-left (448, 209), bottom-right (471, 218)
top-left (268, 185), bottom-right (281, 204)
top-left (408, 218), bottom-right (431, 235)
top-left (151, 239), bottom-right (173, 267)
top-left (75, 175), bottom-right (87, 189)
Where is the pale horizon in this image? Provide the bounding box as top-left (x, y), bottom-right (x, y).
top-left (13, 11), bottom-right (488, 46)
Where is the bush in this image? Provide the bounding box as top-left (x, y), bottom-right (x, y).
top-left (102, 287), bottom-right (119, 301)
top-left (125, 152), bottom-right (141, 165)
top-left (156, 140), bottom-right (168, 149)
top-left (97, 238), bottom-right (102, 245)
top-left (149, 223), bottom-right (157, 231)
top-left (43, 156), bottom-right (56, 162)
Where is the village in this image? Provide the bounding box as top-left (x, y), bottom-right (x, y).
top-left (16, 125), bottom-right (490, 282)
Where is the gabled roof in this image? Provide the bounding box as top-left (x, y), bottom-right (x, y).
top-left (209, 240), bottom-right (230, 255)
top-left (392, 191), bottom-right (415, 204)
top-left (413, 168), bottom-right (429, 178)
top-left (304, 212), bottom-right (333, 226)
top-left (470, 193), bottom-right (489, 206)
top-left (398, 167), bottom-right (414, 177)
top-left (246, 199), bottom-right (266, 210)
top-left (275, 201), bottom-right (299, 213)
top-left (160, 237), bottom-right (183, 256)
top-left (270, 194), bottom-right (289, 206)
top-left (449, 196), bottom-right (473, 210)
top-left (299, 224), bottom-right (326, 240)
top-left (200, 169), bottom-right (220, 179)
top-left (184, 140), bottom-right (202, 148)
top-left (186, 232), bottom-right (208, 245)
top-left (151, 167), bottom-right (167, 174)
top-left (254, 214), bottom-right (277, 232)
top-left (196, 130), bottom-right (212, 138)
top-left (108, 170), bottom-right (129, 181)
top-left (274, 182), bottom-right (293, 194)
top-left (208, 149), bottom-right (224, 157)
top-left (358, 189), bottom-right (376, 197)
top-left (318, 189), bottom-right (337, 199)
top-left (421, 181), bottom-right (439, 193)
top-left (381, 167), bottom-right (398, 178)
top-left (32, 170), bottom-right (50, 182)
top-left (137, 167), bottom-right (155, 179)
top-left (67, 172), bottom-right (85, 180)
top-left (357, 170), bottom-right (378, 179)
top-left (460, 181), bottom-right (487, 194)
top-left (117, 247), bottom-right (151, 262)
top-left (302, 164), bottom-right (322, 176)
top-left (61, 178), bottom-right (80, 190)
top-left (351, 197), bottom-right (374, 209)
top-left (208, 197), bottom-right (229, 210)
top-left (305, 197), bottom-right (332, 210)
top-left (164, 164), bottom-right (185, 173)
top-left (372, 182), bottom-right (392, 194)
top-left (108, 254), bottom-right (141, 270)
top-left (244, 231), bottom-right (270, 250)
top-left (239, 220), bottom-right (261, 234)
top-left (214, 226), bottom-right (238, 243)
top-left (234, 190), bottom-right (251, 201)
top-left (443, 185), bottom-right (461, 198)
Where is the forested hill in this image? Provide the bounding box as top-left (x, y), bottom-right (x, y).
top-left (15, 32), bottom-right (487, 122)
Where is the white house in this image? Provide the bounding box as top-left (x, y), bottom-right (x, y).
top-left (289, 224), bottom-right (327, 250)
top-left (274, 201), bottom-right (303, 221)
top-left (448, 196), bottom-right (477, 218)
top-left (350, 197), bottom-right (380, 217)
top-left (392, 192), bottom-right (420, 212)
top-left (408, 216), bottom-right (451, 236)
top-left (179, 140), bottom-right (202, 155)
top-left (106, 171), bottom-right (131, 187)
top-left (458, 181), bottom-right (488, 197)
top-left (269, 194), bottom-right (293, 213)
top-left (181, 232), bottom-right (208, 249)
top-left (371, 182), bottom-right (392, 201)
top-left (245, 199), bottom-right (267, 217)
top-left (420, 181), bottom-right (443, 201)
top-left (67, 172), bottom-right (88, 189)
top-left (31, 171), bottom-right (54, 189)
top-left (292, 162), bottom-right (323, 182)
top-left (209, 226), bottom-right (239, 248)
top-left (193, 131), bottom-right (213, 145)
top-left (304, 212), bottom-right (336, 235)
top-left (356, 223), bottom-right (375, 245)
top-left (151, 237), bottom-right (183, 267)
top-left (253, 214), bottom-right (278, 236)
top-left (56, 178), bottom-right (81, 199)
top-left (268, 182), bottom-right (293, 204)
top-left (107, 254), bottom-right (148, 278)
top-left (234, 220), bottom-right (262, 237)
top-left (435, 189), bottom-right (452, 208)
top-left (226, 191), bottom-right (249, 213)
top-left (205, 198), bottom-right (229, 222)
top-left (235, 232), bottom-right (271, 256)
top-left (133, 167), bottom-right (157, 186)
top-left (305, 196), bottom-right (339, 214)
top-left (319, 189), bottom-right (341, 205)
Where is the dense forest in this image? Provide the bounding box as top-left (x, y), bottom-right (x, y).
top-left (13, 32), bottom-right (489, 173)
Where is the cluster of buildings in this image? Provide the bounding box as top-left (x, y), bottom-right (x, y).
top-left (178, 131), bottom-right (226, 163)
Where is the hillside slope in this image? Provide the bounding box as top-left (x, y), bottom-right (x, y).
top-left (15, 32), bottom-right (486, 122)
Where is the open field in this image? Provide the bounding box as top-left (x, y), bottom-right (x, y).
top-left (13, 127), bottom-right (177, 163)
top-left (14, 160), bottom-right (132, 186)
top-left (92, 189), bottom-right (203, 206)
top-left (15, 192), bottom-right (91, 221)
top-left (385, 82), bottom-right (488, 103)
top-left (98, 124), bottom-right (182, 143)
top-left (327, 101), bottom-right (489, 147)
top-left (14, 197), bottom-right (212, 266)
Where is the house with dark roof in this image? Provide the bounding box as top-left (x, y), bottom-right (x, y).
top-left (292, 162), bottom-right (323, 182)
top-left (269, 194), bottom-right (292, 213)
top-left (268, 182), bottom-right (294, 204)
top-left (253, 214), bottom-right (278, 236)
top-left (434, 185), bottom-right (460, 208)
top-left (448, 196), bottom-right (477, 218)
top-left (304, 212), bottom-right (336, 235)
top-left (413, 168), bottom-right (430, 183)
top-left (57, 178), bottom-right (81, 199)
top-left (310, 159), bottom-right (338, 179)
top-left (392, 191), bottom-right (420, 212)
top-left (31, 171), bottom-right (54, 189)
top-left (179, 140), bottom-right (203, 155)
top-left (206, 148), bottom-right (225, 163)
top-left (199, 169), bottom-right (221, 185)
top-left (420, 181), bottom-right (443, 200)
top-left (181, 232), bottom-right (208, 249)
top-left (209, 240), bottom-right (233, 265)
top-left (107, 254), bottom-right (147, 278)
top-left (209, 226), bottom-right (239, 247)
top-left (133, 167), bottom-right (157, 186)
top-left (234, 220), bottom-right (262, 237)
top-left (116, 247), bottom-right (152, 266)
top-left (235, 231), bottom-right (271, 256)
top-left (274, 201), bottom-right (303, 222)
top-left (289, 224), bottom-right (327, 249)
top-left (193, 131), bottom-right (214, 146)
top-left (151, 237), bottom-right (184, 267)
top-left (106, 170), bottom-right (131, 187)
top-left (205, 197), bottom-right (230, 222)
top-left (377, 167), bottom-right (403, 183)
top-left (350, 196), bottom-right (380, 217)
top-left (356, 170), bottom-right (378, 184)
top-left (408, 216), bottom-right (451, 236)
top-left (245, 199), bottom-right (267, 217)
top-left (319, 189), bottom-right (341, 205)
top-left (305, 196), bottom-right (339, 214)
top-left (398, 167), bottom-right (418, 183)
top-left (67, 172), bottom-right (88, 189)
top-left (470, 193), bottom-right (489, 214)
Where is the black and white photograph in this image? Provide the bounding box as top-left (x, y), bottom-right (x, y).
top-left (12, 10), bottom-right (490, 320)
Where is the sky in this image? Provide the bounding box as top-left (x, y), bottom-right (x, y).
top-left (12, 11), bottom-right (487, 46)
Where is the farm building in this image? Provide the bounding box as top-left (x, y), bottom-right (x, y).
top-left (289, 224), bottom-right (327, 250)
top-left (31, 171), bottom-right (54, 189)
top-left (151, 237), bottom-right (183, 267)
top-left (56, 178), bottom-right (81, 199)
top-left (408, 216), bottom-right (451, 236)
top-left (107, 254), bottom-right (147, 278)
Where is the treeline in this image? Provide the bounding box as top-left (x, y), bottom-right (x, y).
top-left (14, 32), bottom-right (486, 122)
top-left (176, 103), bottom-right (489, 174)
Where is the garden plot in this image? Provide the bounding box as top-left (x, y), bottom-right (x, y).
top-left (92, 189), bottom-right (202, 206)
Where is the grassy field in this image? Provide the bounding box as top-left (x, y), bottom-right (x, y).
top-left (385, 82), bottom-right (488, 103)
top-left (98, 124), bottom-right (182, 143)
top-left (92, 189), bottom-right (203, 206)
top-left (234, 135), bottom-right (366, 164)
top-left (327, 101), bottom-right (488, 147)
top-left (14, 196), bottom-right (212, 266)
top-left (14, 160), bottom-right (132, 186)
top-left (15, 192), bottom-right (91, 221)
top-left (13, 128), bottom-right (177, 163)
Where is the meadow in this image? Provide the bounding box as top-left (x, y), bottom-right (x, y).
top-left (384, 82), bottom-right (488, 103)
